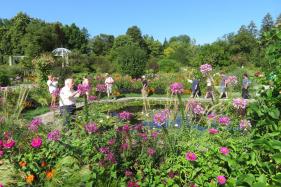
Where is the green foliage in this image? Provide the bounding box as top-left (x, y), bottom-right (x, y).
top-left (115, 45), bottom-right (147, 78)
top-left (0, 70), bottom-right (10, 86)
top-left (32, 53), bottom-right (56, 84)
top-left (158, 58), bottom-right (180, 72)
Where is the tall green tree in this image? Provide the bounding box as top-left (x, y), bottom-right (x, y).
top-left (126, 26), bottom-right (147, 50)
top-left (247, 21), bottom-right (258, 38)
top-left (89, 34), bottom-right (114, 56)
top-left (275, 13), bottom-right (281, 26)
top-left (143, 35), bottom-right (163, 58)
top-left (260, 13), bottom-right (274, 36)
top-left (115, 45), bottom-right (147, 78)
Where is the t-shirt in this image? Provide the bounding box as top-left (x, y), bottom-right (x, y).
top-left (221, 76), bottom-right (227, 87)
top-left (47, 80), bottom-right (58, 94)
top-left (242, 78), bottom-right (250, 89)
top-left (59, 86), bottom-right (77, 106)
top-left (105, 77), bottom-right (114, 85)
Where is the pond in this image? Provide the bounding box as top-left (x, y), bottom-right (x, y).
top-left (107, 103), bottom-right (240, 131)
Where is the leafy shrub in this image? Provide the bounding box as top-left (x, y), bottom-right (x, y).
top-left (158, 59), bottom-right (180, 72)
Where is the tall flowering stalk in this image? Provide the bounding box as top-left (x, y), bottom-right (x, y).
top-left (200, 64), bottom-right (212, 75)
top-left (170, 82), bottom-right (186, 129)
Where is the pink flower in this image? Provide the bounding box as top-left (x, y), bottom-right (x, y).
top-left (31, 137), bottom-right (42, 148)
top-left (0, 140), bottom-right (2, 148)
top-left (96, 84), bottom-right (107, 92)
top-left (168, 170), bottom-right (176, 178)
top-left (220, 147), bottom-right (230, 155)
top-left (119, 111), bottom-right (132, 120)
top-left (233, 98), bottom-right (247, 109)
top-left (185, 152), bottom-right (197, 161)
top-left (99, 147), bottom-right (110, 154)
top-left (0, 183), bottom-right (4, 187)
top-left (218, 116), bottom-right (230, 126)
top-left (3, 139), bottom-right (16, 149)
top-left (0, 150), bottom-right (4, 157)
top-left (200, 64), bottom-right (212, 74)
top-left (239, 119), bottom-right (251, 130)
top-left (133, 124), bottom-right (143, 131)
top-left (208, 128), bottom-right (219, 134)
top-left (121, 143), bottom-right (129, 151)
top-left (106, 152), bottom-right (116, 163)
top-left (47, 130), bottom-right (61, 141)
top-left (151, 131), bottom-right (159, 139)
top-left (108, 139), bottom-right (116, 145)
top-left (127, 181), bottom-right (140, 187)
top-left (122, 124), bottom-right (130, 132)
top-left (217, 175), bottom-right (227, 185)
top-left (170, 82), bottom-right (184, 94)
top-left (153, 110), bottom-right (169, 126)
top-left (138, 133), bottom-right (148, 141)
top-left (88, 95), bottom-right (97, 101)
top-left (193, 104), bottom-right (204, 115)
top-left (147, 148), bottom-right (156, 157)
top-left (225, 76), bottom-right (237, 86)
top-left (85, 123), bottom-right (98, 134)
top-left (125, 170), bottom-right (133, 177)
top-left (28, 118), bottom-right (42, 132)
top-left (77, 83), bottom-right (90, 95)
top-left (208, 113), bottom-right (216, 120)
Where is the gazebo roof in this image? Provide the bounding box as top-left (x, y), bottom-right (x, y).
top-left (52, 48), bottom-right (71, 57)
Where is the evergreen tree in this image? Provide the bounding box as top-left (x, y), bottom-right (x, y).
top-left (275, 13), bottom-right (281, 26)
top-left (260, 13), bottom-right (274, 36)
top-left (247, 21), bottom-right (258, 38)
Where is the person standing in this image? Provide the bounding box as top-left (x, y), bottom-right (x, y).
top-left (50, 77), bottom-right (59, 107)
top-left (205, 77), bottom-right (214, 101)
top-left (242, 73), bottom-right (250, 99)
top-left (82, 77), bottom-right (91, 98)
top-left (141, 75), bottom-right (148, 97)
top-left (220, 73), bottom-right (228, 99)
top-left (59, 78), bottom-right (80, 124)
top-left (47, 75), bottom-right (58, 107)
top-left (191, 76), bottom-right (201, 98)
top-left (105, 73), bottom-right (114, 98)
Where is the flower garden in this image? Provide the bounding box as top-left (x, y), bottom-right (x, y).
top-left (0, 59), bottom-right (281, 187)
top-left (0, 10), bottom-right (281, 187)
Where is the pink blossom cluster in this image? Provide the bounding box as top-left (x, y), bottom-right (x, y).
top-left (208, 128), bottom-right (219, 134)
top-left (147, 147), bottom-right (156, 157)
top-left (28, 118), bottom-right (42, 132)
top-left (47, 130), bottom-right (61, 141)
top-left (125, 170), bottom-right (133, 177)
top-left (138, 133), bottom-right (148, 141)
top-left (207, 113), bottom-right (216, 120)
top-left (225, 76), bottom-right (238, 86)
top-left (170, 82), bottom-right (184, 94)
top-left (217, 176), bottom-right (227, 185)
top-left (88, 95), bottom-right (97, 101)
top-left (200, 64), bottom-right (212, 74)
top-left (117, 124), bottom-right (130, 133)
top-left (218, 116), bottom-right (231, 126)
top-left (233, 98), bottom-right (247, 109)
top-left (107, 138), bottom-right (116, 145)
top-left (2, 138), bottom-right (16, 149)
top-left (151, 131), bottom-right (159, 139)
top-left (220, 147), bottom-right (230, 155)
top-left (119, 111), bottom-right (133, 121)
top-left (96, 84), bottom-right (107, 92)
top-left (153, 109), bottom-right (170, 126)
top-left (185, 152), bottom-right (197, 161)
top-left (77, 83), bottom-right (90, 95)
top-left (187, 100), bottom-right (204, 115)
top-left (31, 137), bottom-right (42, 148)
top-left (85, 123), bottom-right (98, 134)
top-left (239, 119), bottom-right (251, 130)
top-left (99, 146), bottom-right (116, 164)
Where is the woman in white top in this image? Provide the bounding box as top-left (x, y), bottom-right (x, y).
top-left (47, 76), bottom-right (59, 107)
top-left (59, 78), bottom-right (80, 124)
top-left (105, 73), bottom-right (114, 98)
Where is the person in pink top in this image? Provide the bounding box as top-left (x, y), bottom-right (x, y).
top-left (105, 73), bottom-right (114, 98)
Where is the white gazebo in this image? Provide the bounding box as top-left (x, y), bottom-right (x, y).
top-left (52, 48), bottom-right (71, 67)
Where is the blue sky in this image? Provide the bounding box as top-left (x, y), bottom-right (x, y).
top-left (0, 0), bottom-right (280, 44)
